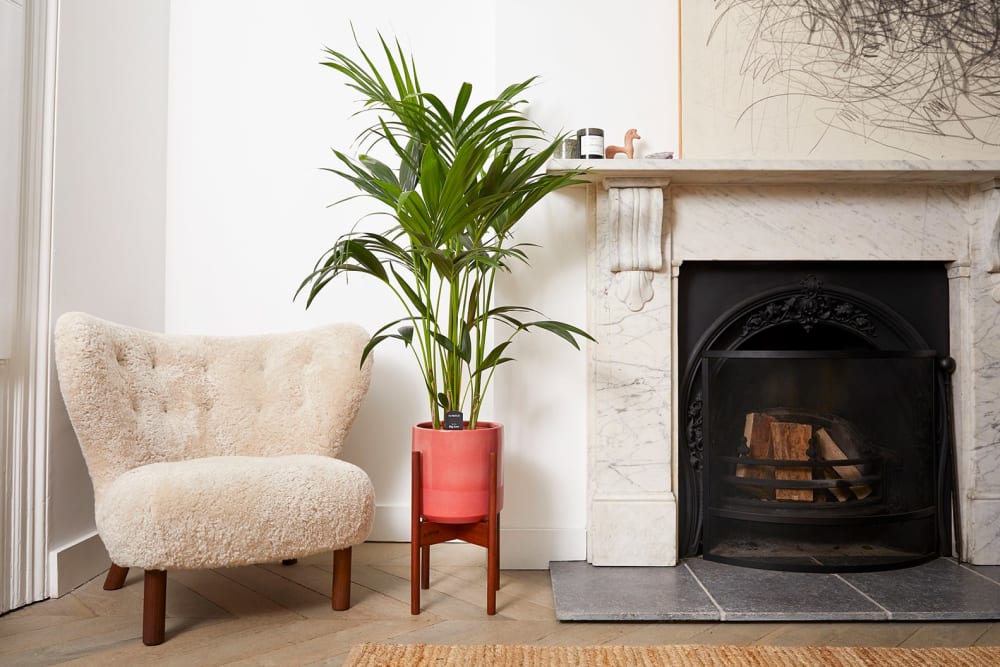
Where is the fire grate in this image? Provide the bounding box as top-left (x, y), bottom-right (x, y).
top-left (700, 350), bottom-right (941, 572)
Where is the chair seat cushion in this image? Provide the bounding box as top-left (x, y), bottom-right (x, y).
top-left (95, 455), bottom-right (375, 570)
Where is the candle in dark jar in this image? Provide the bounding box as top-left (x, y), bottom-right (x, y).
top-left (576, 128), bottom-right (604, 159)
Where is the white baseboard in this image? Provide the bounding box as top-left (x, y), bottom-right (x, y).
top-left (498, 528), bottom-right (587, 569)
top-left (368, 503), bottom-right (411, 542)
top-left (369, 503), bottom-right (586, 569)
top-left (48, 531), bottom-right (109, 598)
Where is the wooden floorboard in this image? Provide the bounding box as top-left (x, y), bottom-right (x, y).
top-left (0, 542), bottom-right (996, 665)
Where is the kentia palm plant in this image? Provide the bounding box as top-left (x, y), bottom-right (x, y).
top-left (297, 32), bottom-right (592, 432)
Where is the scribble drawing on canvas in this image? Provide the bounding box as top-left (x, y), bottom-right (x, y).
top-left (710, 0), bottom-right (1000, 155)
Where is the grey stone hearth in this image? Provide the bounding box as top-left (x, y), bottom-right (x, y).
top-left (550, 558), bottom-right (1000, 622)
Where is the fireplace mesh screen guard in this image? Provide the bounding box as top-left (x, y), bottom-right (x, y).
top-left (700, 351), bottom-right (940, 572)
top-left (676, 262), bottom-right (953, 572)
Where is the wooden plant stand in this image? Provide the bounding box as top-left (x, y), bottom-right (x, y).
top-left (410, 449), bottom-right (500, 615)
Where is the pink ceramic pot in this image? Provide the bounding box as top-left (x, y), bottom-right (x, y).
top-left (412, 421), bottom-right (504, 523)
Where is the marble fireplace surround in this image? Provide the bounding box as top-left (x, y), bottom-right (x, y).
top-left (547, 159), bottom-right (1000, 567)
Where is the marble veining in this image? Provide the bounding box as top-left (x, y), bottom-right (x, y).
top-left (671, 185), bottom-right (968, 262)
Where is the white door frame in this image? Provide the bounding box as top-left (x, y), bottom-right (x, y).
top-left (1, 0), bottom-right (57, 614)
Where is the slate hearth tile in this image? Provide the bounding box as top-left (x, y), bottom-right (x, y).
top-left (684, 558), bottom-right (887, 621)
top-left (841, 558), bottom-right (1000, 620)
top-left (962, 563), bottom-right (1000, 585)
top-left (548, 561), bottom-right (719, 621)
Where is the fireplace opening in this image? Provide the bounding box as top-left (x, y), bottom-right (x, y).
top-left (702, 351), bottom-right (938, 571)
top-left (678, 262), bottom-right (954, 572)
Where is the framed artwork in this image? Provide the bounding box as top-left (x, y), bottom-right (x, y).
top-left (680, 1), bottom-right (1000, 159)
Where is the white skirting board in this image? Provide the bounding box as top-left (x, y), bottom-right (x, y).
top-left (370, 503), bottom-right (586, 569)
top-left (48, 531), bottom-right (109, 598)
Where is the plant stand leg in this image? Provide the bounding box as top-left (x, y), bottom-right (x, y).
top-left (487, 449), bottom-right (499, 615)
top-left (411, 450), bottom-right (422, 615)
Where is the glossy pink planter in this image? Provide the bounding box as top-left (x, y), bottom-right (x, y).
top-left (412, 421), bottom-right (504, 524)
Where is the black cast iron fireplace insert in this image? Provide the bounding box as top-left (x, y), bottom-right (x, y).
top-left (678, 262), bottom-right (955, 573)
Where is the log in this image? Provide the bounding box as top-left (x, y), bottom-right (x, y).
top-left (815, 427), bottom-right (872, 500)
top-left (771, 421), bottom-right (813, 501)
top-left (735, 413), bottom-right (776, 499)
top-left (823, 469), bottom-right (853, 502)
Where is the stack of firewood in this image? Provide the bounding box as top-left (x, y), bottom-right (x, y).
top-left (735, 413), bottom-right (872, 502)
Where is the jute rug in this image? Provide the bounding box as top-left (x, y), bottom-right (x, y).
top-left (343, 642), bottom-right (1000, 666)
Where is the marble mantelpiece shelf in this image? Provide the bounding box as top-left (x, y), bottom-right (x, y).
top-left (548, 159), bottom-right (1000, 186)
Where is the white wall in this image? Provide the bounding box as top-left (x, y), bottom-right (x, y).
top-left (166, 0), bottom-right (498, 547)
top-left (165, 0), bottom-right (679, 566)
top-left (47, 0), bottom-right (169, 591)
top-left (1, 0), bottom-right (25, 360)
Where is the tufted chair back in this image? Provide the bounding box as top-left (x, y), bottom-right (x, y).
top-left (54, 312), bottom-right (373, 501)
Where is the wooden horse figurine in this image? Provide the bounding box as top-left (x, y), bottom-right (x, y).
top-left (605, 128), bottom-right (640, 159)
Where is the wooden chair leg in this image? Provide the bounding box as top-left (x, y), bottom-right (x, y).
top-left (142, 570), bottom-right (167, 646)
top-left (103, 563), bottom-right (129, 590)
top-left (332, 547), bottom-right (352, 610)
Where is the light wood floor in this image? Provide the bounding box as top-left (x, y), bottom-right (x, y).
top-left (2, 542), bottom-right (998, 666)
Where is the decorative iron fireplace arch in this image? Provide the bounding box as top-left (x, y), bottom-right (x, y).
top-left (678, 267), bottom-right (954, 571)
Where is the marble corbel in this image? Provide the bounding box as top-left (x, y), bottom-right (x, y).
top-left (605, 179), bottom-right (668, 311)
top-left (982, 179), bottom-right (1000, 303)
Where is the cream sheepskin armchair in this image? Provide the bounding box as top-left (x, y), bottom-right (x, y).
top-left (54, 312), bottom-right (376, 645)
